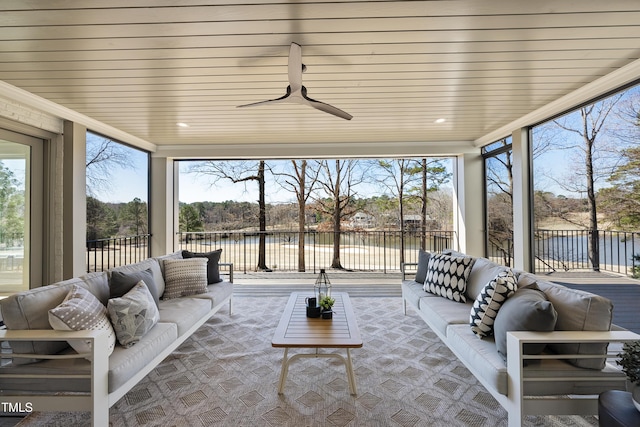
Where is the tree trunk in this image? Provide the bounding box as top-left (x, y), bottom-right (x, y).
top-left (257, 161), bottom-right (269, 271)
top-left (331, 160), bottom-right (343, 269)
top-left (297, 161), bottom-right (306, 272)
top-left (585, 134), bottom-right (600, 271)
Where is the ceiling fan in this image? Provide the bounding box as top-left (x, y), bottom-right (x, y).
top-left (237, 43), bottom-right (353, 120)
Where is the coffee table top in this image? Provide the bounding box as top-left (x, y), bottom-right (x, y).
top-left (272, 292), bottom-right (363, 348)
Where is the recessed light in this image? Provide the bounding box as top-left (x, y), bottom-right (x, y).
top-left (434, 118), bottom-right (446, 124)
top-left (177, 122), bottom-right (190, 128)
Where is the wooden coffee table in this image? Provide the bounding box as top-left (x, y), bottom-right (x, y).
top-left (272, 292), bottom-right (362, 395)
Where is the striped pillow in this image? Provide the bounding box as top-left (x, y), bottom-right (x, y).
top-left (162, 258), bottom-right (208, 300)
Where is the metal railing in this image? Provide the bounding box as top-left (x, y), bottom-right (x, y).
top-left (177, 230), bottom-right (456, 274)
top-left (86, 234), bottom-right (151, 272)
top-left (534, 229), bottom-right (639, 276)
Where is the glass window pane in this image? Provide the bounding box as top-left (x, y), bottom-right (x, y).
top-left (0, 140), bottom-right (30, 294)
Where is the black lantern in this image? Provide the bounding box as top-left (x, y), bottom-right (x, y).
top-left (314, 268), bottom-right (331, 303)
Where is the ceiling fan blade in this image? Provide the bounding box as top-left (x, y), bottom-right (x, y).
top-left (236, 87), bottom-right (291, 108)
top-left (301, 87), bottom-right (353, 120)
top-left (288, 42), bottom-right (303, 92)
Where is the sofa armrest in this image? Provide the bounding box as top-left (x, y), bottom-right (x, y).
top-left (400, 262), bottom-right (418, 280)
top-left (0, 328), bottom-right (109, 360)
top-left (0, 328), bottom-right (110, 422)
top-left (505, 330), bottom-right (640, 426)
top-left (219, 262), bottom-right (233, 283)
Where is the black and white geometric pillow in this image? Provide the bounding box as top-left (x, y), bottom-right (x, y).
top-left (469, 269), bottom-right (518, 337)
top-left (423, 253), bottom-right (475, 303)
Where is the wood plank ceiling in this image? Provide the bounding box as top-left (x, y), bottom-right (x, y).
top-left (0, 0), bottom-right (639, 150)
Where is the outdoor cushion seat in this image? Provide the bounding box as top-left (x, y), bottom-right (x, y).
top-left (108, 322), bottom-right (178, 392)
top-left (401, 280), bottom-right (436, 309)
top-left (158, 298), bottom-right (212, 337)
top-left (418, 297), bottom-right (471, 336)
top-left (446, 324), bottom-right (508, 395)
top-left (188, 281), bottom-right (234, 309)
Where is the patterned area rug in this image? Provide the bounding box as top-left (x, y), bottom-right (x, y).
top-left (18, 296), bottom-right (598, 427)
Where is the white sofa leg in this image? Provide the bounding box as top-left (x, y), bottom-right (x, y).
top-left (403, 298), bottom-right (407, 315)
top-left (229, 296), bottom-right (233, 315)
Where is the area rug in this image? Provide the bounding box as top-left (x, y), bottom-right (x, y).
top-left (18, 296), bottom-right (598, 427)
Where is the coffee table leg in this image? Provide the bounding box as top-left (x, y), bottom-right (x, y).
top-left (346, 349), bottom-right (357, 395)
top-left (277, 348), bottom-right (289, 394)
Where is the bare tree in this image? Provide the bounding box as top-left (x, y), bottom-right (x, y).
top-left (550, 94), bottom-right (625, 271)
top-left (314, 159), bottom-right (363, 269)
top-left (270, 160), bottom-right (321, 271)
top-left (85, 135), bottom-right (134, 197)
top-left (189, 160), bottom-right (270, 271)
top-left (372, 159), bottom-right (419, 266)
top-left (415, 158), bottom-right (451, 249)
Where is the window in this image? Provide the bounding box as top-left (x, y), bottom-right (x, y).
top-left (483, 137), bottom-right (514, 267)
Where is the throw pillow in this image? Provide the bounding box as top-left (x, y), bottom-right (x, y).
top-left (470, 269), bottom-right (518, 338)
top-left (182, 249), bottom-right (223, 284)
top-left (423, 253), bottom-right (475, 303)
top-left (109, 268), bottom-right (160, 306)
top-left (414, 249), bottom-right (431, 284)
top-left (493, 283), bottom-right (558, 361)
top-left (48, 284), bottom-right (116, 357)
top-left (163, 258), bottom-right (209, 299)
top-left (107, 280), bottom-right (160, 348)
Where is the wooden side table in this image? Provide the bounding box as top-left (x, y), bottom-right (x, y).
top-left (598, 390), bottom-right (640, 427)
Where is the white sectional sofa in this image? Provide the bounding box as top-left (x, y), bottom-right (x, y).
top-left (402, 249), bottom-right (640, 427)
top-left (0, 250), bottom-right (233, 427)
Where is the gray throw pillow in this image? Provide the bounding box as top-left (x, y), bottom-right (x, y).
top-left (109, 268), bottom-right (159, 306)
top-left (182, 249), bottom-right (223, 284)
top-left (494, 284), bottom-right (558, 361)
top-left (414, 249), bottom-right (431, 284)
top-left (107, 280), bottom-right (159, 348)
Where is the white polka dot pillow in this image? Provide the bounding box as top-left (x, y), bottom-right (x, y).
top-left (48, 284), bottom-right (116, 356)
top-left (469, 269), bottom-right (518, 337)
top-left (423, 253), bottom-right (475, 303)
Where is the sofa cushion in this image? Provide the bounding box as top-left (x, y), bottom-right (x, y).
top-left (153, 250), bottom-right (183, 280)
top-left (469, 269), bottom-right (517, 338)
top-left (418, 296), bottom-right (472, 336)
top-left (0, 275), bottom-right (109, 364)
top-left (402, 280), bottom-right (437, 310)
top-left (415, 249), bottom-right (431, 284)
top-left (108, 281), bottom-right (160, 348)
top-left (158, 297), bottom-right (212, 337)
top-left (80, 271), bottom-right (110, 306)
top-left (109, 258), bottom-right (165, 300)
top-left (424, 253), bottom-right (475, 303)
top-left (493, 284), bottom-right (557, 361)
top-left (162, 258), bottom-right (209, 300)
top-left (182, 249), bottom-right (223, 284)
top-left (188, 281), bottom-right (234, 310)
top-left (464, 257), bottom-right (510, 301)
top-left (518, 273), bottom-right (613, 370)
top-left (446, 324), bottom-right (508, 396)
top-left (108, 322), bottom-right (178, 393)
top-left (109, 267), bottom-right (160, 306)
top-left (48, 284), bottom-right (117, 357)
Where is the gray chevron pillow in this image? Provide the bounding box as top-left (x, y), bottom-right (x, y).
top-left (107, 280), bottom-right (159, 348)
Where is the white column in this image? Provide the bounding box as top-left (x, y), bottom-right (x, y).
top-left (62, 121), bottom-right (87, 278)
top-left (150, 156), bottom-right (176, 256)
top-left (453, 152), bottom-right (484, 256)
top-left (512, 128), bottom-right (532, 271)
